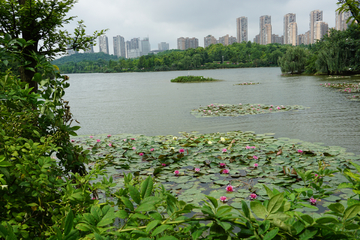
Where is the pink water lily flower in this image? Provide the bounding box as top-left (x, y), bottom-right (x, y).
top-left (253, 155), bottom-right (258, 160)
top-left (250, 193), bottom-right (257, 200)
top-left (139, 153), bottom-right (144, 156)
top-left (71, 139), bottom-right (75, 142)
top-left (132, 147), bottom-right (136, 150)
top-left (220, 196), bottom-right (227, 202)
top-left (150, 148), bottom-right (154, 152)
top-left (162, 163), bottom-right (166, 167)
top-left (219, 163), bottom-right (226, 168)
top-left (96, 139), bottom-right (101, 143)
top-left (226, 185), bottom-right (234, 192)
top-left (246, 145), bottom-right (251, 149)
top-left (194, 168), bottom-right (200, 172)
top-left (179, 149), bottom-right (185, 153)
top-left (89, 136), bottom-right (94, 139)
top-left (108, 143), bottom-right (112, 147)
top-left (309, 197), bottom-right (317, 205)
top-left (174, 170), bottom-right (180, 175)
top-left (297, 149), bottom-right (303, 153)
top-left (254, 163), bottom-right (258, 168)
top-left (222, 169), bottom-right (230, 174)
top-left (107, 135), bottom-right (111, 137)
top-left (222, 148), bottom-right (227, 153)
top-left (277, 106), bottom-right (281, 110)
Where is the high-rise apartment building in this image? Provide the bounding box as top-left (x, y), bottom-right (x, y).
top-left (310, 10), bottom-right (323, 44)
top-left (336, 10), bottom-right (352, 31)
top-left (288, 22), bottom-right (298, 46)
top-left (125, 38), bottom-right (141, 58)
top-left (314, 21), bottom-right (329, 41)
top-left (253, 34), bottom-right (260, 44)
top-left (158, 42), bottom-right (169, 51)
top-left (177, 37), bottom-right (199, 50)
top-left (236, 17), bottom-right (248, 43)
top-left (218, 34), bottom-right (237, 46)
top-left (204, 35), bottom-right (217, 48)
top-left (259, 15), bottom-right (272, 45)
top-left (99, 35), bottom-right (109, 54)
top-left (113, 35), bottom-right (126, 58)
top-left (271, 34), bottom-right (283, 44)
top-left (284, 13), bottom-right (296, 44)
top-left (140, 37), bottom-right (151, 56)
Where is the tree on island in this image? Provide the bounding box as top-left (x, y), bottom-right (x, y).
top-left (0, 0), bottom-right (105, 92)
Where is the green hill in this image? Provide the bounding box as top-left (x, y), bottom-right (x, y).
top-left (52, 52), bottom-right (120, 65)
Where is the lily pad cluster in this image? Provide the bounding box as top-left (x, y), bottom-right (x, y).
top-left (235, 82), bottom-right (260, 85)
top-left (191, 103), bottom-right (305, 117)
top-left (320, 82), bottom-right (360, 93)
top-left (170, 76), bottom-right (220, 82)
top-left (71, 131), bottom-right (359, 214)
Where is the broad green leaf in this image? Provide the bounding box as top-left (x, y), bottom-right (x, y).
top-left (151, 225), bottom-right (172, 237)
top-left (146, 220), bottom-right (161, 233)
top-left (76, 223), bottom-right (93, 232)
top-left (201, 205), bottom-right (215, 217)
top-left (129, 185), bottom-right (141, 204)
top-left (94, 233), bottom-right (105, 240)
top-left (294, 188), bottom-right (313, 193)
top-left (299, 229), bottom-right (317, 240)
top-left (97, 208), bottom-right (115, 227)
top-left (205, 195), bottom-right (218, 209)
top-left (350, 161), bottom-right (360, 173)
top-left (327, 203), bottom-right (345, 214)
top-left (343, 203), bottom-right (360, 220)
top-left (149, 211), bottom-right (162, 221)
top-left (315, 217), bottom-right (339, 224)
top-left (216, 206), bottom-right (232, 218)
top-left (263, 228), bottom-right (279, 240)
top-left (191, 227), bottom-right (208, 240)
top-left (64, 209), bottom-right (74, 236)
top-left (216, 220), bottom-right (232, 231)
top-left (338, 182), bottom-right (354, 189)
top-left (347, 198), bottom-right (360, 207)
top-left (242, 200), bottom-right (250, 219)
top-left (116, 210), bottom-right (129, 219)
top-left (250, 201), bottom-right (268, 219)
top-left (157, 236), bottom-right (178, 240)
top-left (121, 197), bottom-right (134, 211)
top-left (300, 215), bottom-right (314, 225)
top-left (91, 206), bottom-right (102, 222)
top-left (292, 221), bottom-right (305, 235)
top-left (131, 213), bottom-right (150, 220)
top-left (141, 176), bottom-right (153, 198)
top-left (136, 202), bottom-right (155, 212)
top-left (267, 193), bottom-right (284, 214)
top-left (263, 185), bottom-right (275, 198)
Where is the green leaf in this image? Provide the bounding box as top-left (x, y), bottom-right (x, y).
top-left (129, 185), bottom-right (141, 204)
top-left (216, 206), bottom-right (232, 218)
top-left (94, 233), bottom-right (105, 240)
top-left (242, 200), bottom-right (250, 219)
top-left (91, 206), bottom-right (102, 222)
top-left (267, 193), bottom-right (284, 214)
top-left (292, 221), bottom-right (305, 235)
top-left (121, 197), bottom-right (134, 211)
top-left (191, 227), bottom-right (208, 240)
top-left (76, 223), bottom-right (93, 232)
top-left (250, 201), bottom-right (268, 219)
top-left (151, 225), bottom-right (172, 237)
top-left (263, 228), bottom-right (279, 240)
top-left (97, 208), bottom-right (115, 227)
top-left (347, 198), bottom-right (360, 207)
top-left (149, 211), bottom-right (162, 221)
top-left (205, 195), bottom-right (218, 209)
top-left (146, 220), bottom-right (161, 233)
top-left (216, 220), bottom-right (232, 231)
top-left (315, 217), bottom-right (339, 224)
top-left (338, 182), bottom-right (354, 189)
top-left (116, 210), bottom-right (129, 219)
top-left (350, 161), bottom-right (360, 173)
top-left (343, 203), bottom-right (360, 220)
top-left (328, 203), bottom-right (345, 214)
top-left (64, 209), bottom-right (74, 236)
top-left (299, 229), bottom-right (317, 240)
top-left (263, 185), bottom-right (275, 198)
top-left (131, 213), bottom-right (150, 220)
top-left (294, 188), bottom-right (313, 193)
top-left (141, 176), bottom-right (153, 198)
top-left (300, 215), bottom-right (314, 225)
top-left (157, 236), bottom-right (178, 240)
top-left (136, 202), bottom-right (155, 212)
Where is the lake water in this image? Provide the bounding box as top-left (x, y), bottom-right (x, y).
top-left (65, 67), bottom-right (360, 155)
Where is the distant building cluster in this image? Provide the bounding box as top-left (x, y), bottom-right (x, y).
top-left (67, 8), bottom-right (353, 57)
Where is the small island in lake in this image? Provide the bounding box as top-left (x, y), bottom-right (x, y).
top-left (170, 75), bottom-right (221, 82)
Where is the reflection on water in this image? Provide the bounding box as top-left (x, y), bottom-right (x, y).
top-left (65, 68), bottom-right (360, 155)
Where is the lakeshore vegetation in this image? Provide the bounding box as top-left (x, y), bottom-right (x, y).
top-left (1, 0), bottom-right (360, 239)
top-left (170, 76), bottom-right (220, 82)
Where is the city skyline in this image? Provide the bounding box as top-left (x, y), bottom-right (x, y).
top-left (65, 0), bottom-right (341, 54)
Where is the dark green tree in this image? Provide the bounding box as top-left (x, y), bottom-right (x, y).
top-left (279, 46), bottom-right (309, 74)
top-left (0, 0), bottom-right (105, 91)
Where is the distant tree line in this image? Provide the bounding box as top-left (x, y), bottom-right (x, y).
top-left (52, 42), bottom-right (289, 73)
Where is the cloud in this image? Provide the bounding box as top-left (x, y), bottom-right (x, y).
top-left (64, 0), bottom-right (339, 53)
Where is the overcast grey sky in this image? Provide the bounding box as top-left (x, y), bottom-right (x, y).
top-left (66, 0), bottom-right (340, 54)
